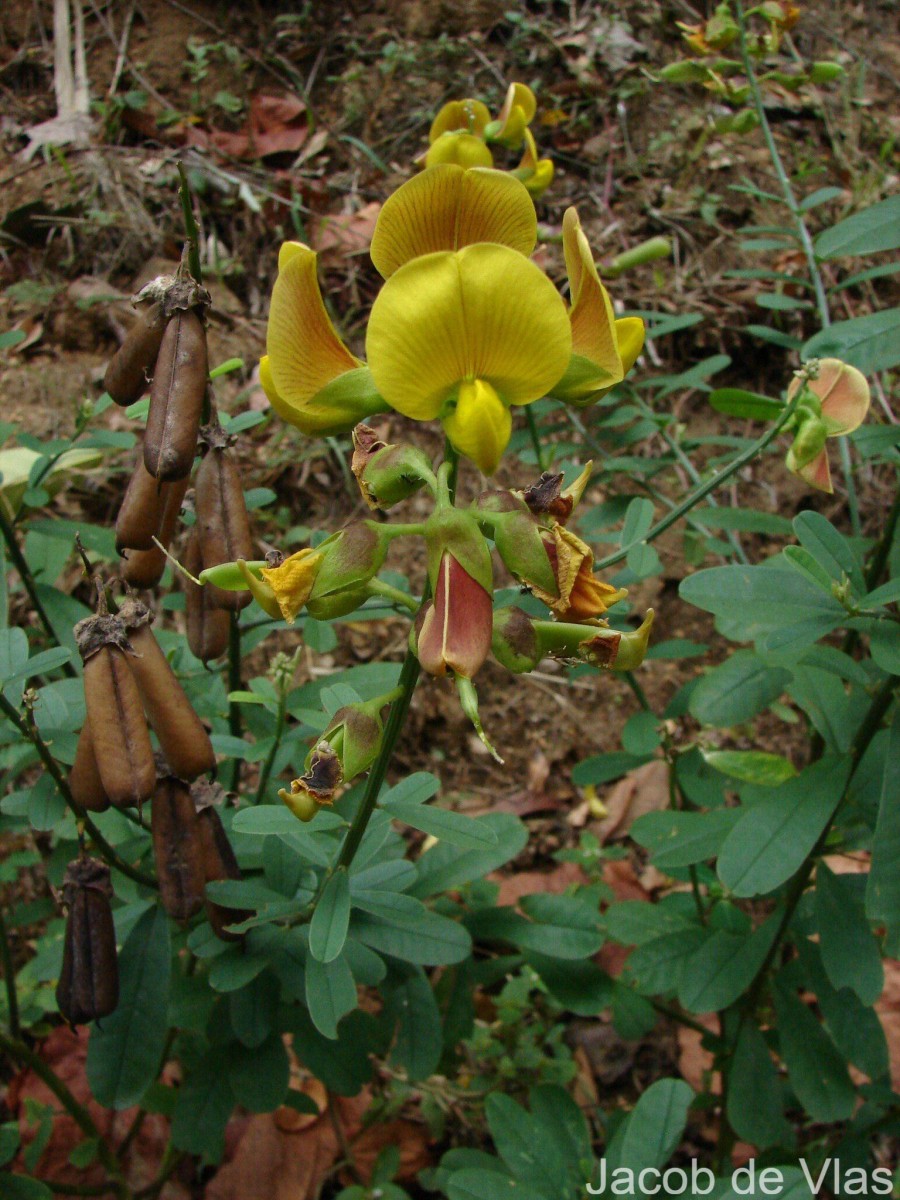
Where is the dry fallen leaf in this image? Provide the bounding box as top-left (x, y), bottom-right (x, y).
top-left (311, 202), bottom-right (382, 264)
top-left (594, 760), bottom-right (670, 842)
top-left (493, 860), bottom-right (588, 907)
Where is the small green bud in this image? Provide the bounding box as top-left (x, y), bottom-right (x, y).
top-left (808, 61), bottom-right (844, 84)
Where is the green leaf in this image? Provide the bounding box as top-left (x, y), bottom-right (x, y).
top-left (571, 752), bottom-right (653, 788)
top-left (232, 806), bottom-right (345, 836)
top-left (383, 799), bottom-right (499, 849)
top-left (862, 577), bottom-right (900, 608)
top-left (773, 985), bottom-right (856, 1123)
top-left (867, 711), bottom-right (900, 938)
top-left (610, 1078), bottom-right (694, 1172)
top-left (87, 905), bottom-right (171, 1109)
top-left (803, 308), bottom-right (900, 374)
top-left (726, 1022), bottom-right (790, 1150)
top-left (703, 750), bottom-right (797, 787)
top-left (744, 324), bottom-right (803, 351)
top-left (227, 1033), bottom-right (290, 1111)
top-left (689, 506), bottom-right (793, 535)
top-left (620, 497), bottom-right (654, 545)
top-left (795, 941), bottom-right (889, 1081)
top-left (625, 928), bottom-right (708, 996)
top-left (717, 758), bottom-right (850, 897)
top-left (350, 894), bottom-right (472, 965)
top-left (0, 1175), bottom-right (53, 1200)
top-left (603, 899), bottom-right (698, 945)
top-left (485, 1094), bottom-right (567, 1200)
top-left (305, 951), bottom-right (358, 1039)
top-left (783, 545), bottom-right (836, 593)
top-left (792, 510), bottom-right (864, 591)
top-left (171, 1051), bottom-right (235, 1160)
top-left (0, 1122), bottom-right (20, 1167)
top-left (410, 813), bottom-right (527, 897)
top-left (815, 195), bottom-right (900, 258)
top-left (388, 966), bottom-right (442, 1081)
top-left (309, 868), bottom-right (350, 963)
top-left (380, 771), bottom-right (440, 807)
top-left (799, 186), bottom-right (844, 212)
top-left (678, 919), bottom-right (779, 1013)
top-left (815, 862), bottom-right (883, 1005)
top-left (525, 952), bottom-right (614, 1016)
top-left (289, 1008), bottom-right (379, 1095)
top-left (228, 970), bottom-right (279, 1049)
top-left (689, 650), bottom-right (791, 727)
top-left (447, 1171), bottom-right (542, 1200)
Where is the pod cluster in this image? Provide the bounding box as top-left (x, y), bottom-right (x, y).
top-left (106, 268), bottom-right (255, 616)
top-left (69, 600), bottom-right (215, 812)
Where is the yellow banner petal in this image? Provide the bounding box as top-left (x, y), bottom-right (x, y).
top-left (366, 245), bottom-right (571, 422)
top-left (370, 165), bottom-right (537, 278)
top-left (267, 244), bottom-right (360, 406)
top-left (429, 98), bottom-right (491, 142)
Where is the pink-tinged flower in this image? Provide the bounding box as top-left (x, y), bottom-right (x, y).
top-left (785, 359), bottom-right (870, 493)
top-left (415, 552), bottom-right (493, 678)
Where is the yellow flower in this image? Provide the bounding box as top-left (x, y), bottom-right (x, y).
top-left (429, 98), bottom-right (491, 142)
top-left (485, 82), bottom-right (537, 149)
top-left (259, 547), bottom-right (323, 623)
top-left (512, 128), bottom-right (554, 200)
top-left (262, 242), bottom-right (387, 436)
top-left (425, 132), bottom-right (493, 170)
top-left (365, 244), bottom-right (571, 474)
top-left (551, 209), bottom-right (645, 408)
top-left (370, 165), bottom-right (537, 279)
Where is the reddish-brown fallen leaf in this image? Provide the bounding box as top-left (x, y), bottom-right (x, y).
top-left (311, 202), bottom-right (382, 264)
top-left (677, 1015), bottom-right (720, 1094)
top-left (594, 760), bottom-right (670, 842)
top-left (343, 1118), bottom-right (432, 1184)
top-left (492, 860), bottom-right (588, 907)
top-left (186, 92), bottom-right (309, 160)
top-left (878, 956), bottom-right (900, 1091)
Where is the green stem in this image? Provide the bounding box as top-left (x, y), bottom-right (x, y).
top-left (0, 503), bottom-right (77, 674)
top-left (0, 906), bottom-right (21, 1038)
top-left (593, 390), bottom-right (802, 572)
top-left (525, 406), bottom-right (546, 473)
top-left (334, 648), bottom-right (422, 872)
top-left (0, 1030), bottom-right (129, 1197)
top-left (227, 612), bottom-right (243, 793)
top-left (176, 161), bottom-right (203, 284)
top-left (365, 578), bottom-right (419, 612)
top-left (255, 687), bottom-right (288, 804)
top-left (0, 693), bottom-right (157, 890)
top-left (736, 0), bottom-right (860, 535)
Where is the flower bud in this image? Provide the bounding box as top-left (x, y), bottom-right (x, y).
top-left (809, 61), bottom-right (844, 84)
top-left (416, 551), bottom-right (493, 679)
top-left (579, 609), bottom-right (655, 671)
top-left (786, 417), bottom-right (828, 470)
top-left (351, 425), bottom-right (435, 510)
top-left (491, 607), bottom-right (542, 674)
top-left (300, 699), bottom-right (386, 797)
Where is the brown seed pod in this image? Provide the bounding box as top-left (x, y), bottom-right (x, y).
top-left (104, 302), bottom-right (166, 407)
top-left (68, 723), bottom-right (110, 813)
top-left (120, 473), bottom-right (188, 589)
top-left (195, 432), bottom-right (253, 612)
top-left (183, 530), bottom-right (231, 662)
top-left (56, 858), bottom-right (119, 1025)
top-left (193, 780), bottom-right (250, 941)
top-left (76, 617), bottom-right (156, 809)
top-left (116, 456), bottom-right (188, 554)
top-left (151, 772), bottom-right (206, 921)
top-left (144, 309), bottom-right (208, 482)
top-left (119, 600), bottom-right (215, 780)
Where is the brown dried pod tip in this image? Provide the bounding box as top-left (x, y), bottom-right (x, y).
top-left (183, 530), bottom-right (231, 662)
top-left (193, 779), bottom-right (250, 941)
top-left (144, 308), bottom-right (208, 482)
top-left (56, 857), bottom-right (119, 1025)
top-left (75, 614), bottom-right (156, 809)
top-left (151, 762), bottom-right (206, 922)
top-left (120, 473), bottom-right (189, 589)
top-left (195, 422), bottom-right (253, 612)
top-left (103, 301), bottom-right (166, 407)
top-left (119, 599), bottom-right (215, 780)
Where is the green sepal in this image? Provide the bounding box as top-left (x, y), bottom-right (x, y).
top-left (423, 505), bottom-right (493, 595)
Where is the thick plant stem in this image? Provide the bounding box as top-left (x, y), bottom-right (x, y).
top-left (0, 504), bottom-right (77, 675)
top-left (0, 1029), bottom-right (130, 1197)
top-left (0, 906), bottom-right (21, 1038)
top-left (0, 693), bottom-right (157, 890)
top-left (594, 390), bottom-right (802, 571)
top-left (334, 648), bottom-right (422, 872)
top-left (254, 688), bottom-right (287, 805)
top-left (735, 0), bottom-right (860, 535)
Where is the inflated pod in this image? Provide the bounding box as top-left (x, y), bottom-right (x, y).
top-left (120, 474), bottom-right (188, 589)
top-left (144, 309), bottom-right (208, 482)
top-left (76, 618), bottom-right (156, 809)
top-left (119, 600), bottom-right (215, 780)
top-left (195, 442), bottom-right (253, 612)
top-left (183, 531), bottom-right (231, 662)
top-left (152, 774), bottom-right (206, 921)
top-left (56, 858), bottom-right (119, 1025)
top-left (194, 781), bottom-right (250, 941)
top-left (68, 723), bottom-right (110, 813)
top-left (104, 302), bottom-right (166, 407)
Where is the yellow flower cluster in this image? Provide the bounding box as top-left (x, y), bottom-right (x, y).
top-left (260, 86), bottom-right (645, 475)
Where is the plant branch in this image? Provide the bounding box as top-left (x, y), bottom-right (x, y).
top-left (0, 906), bottom-right (21, 1038)
top-left (0, 693), bottom-right (157, 890)
top-left (0, 503), bottom-right (77, 674)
